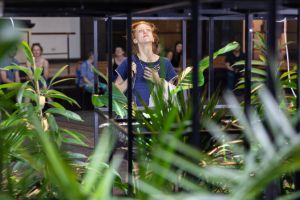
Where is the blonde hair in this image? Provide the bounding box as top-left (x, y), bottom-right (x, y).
top-left (131, 21), bottom-right (159, 54)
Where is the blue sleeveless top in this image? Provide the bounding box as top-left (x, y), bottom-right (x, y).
top-left (115, 56), bottom-right (177, 106)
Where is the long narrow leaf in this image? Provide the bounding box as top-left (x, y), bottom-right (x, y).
top-left (49, 65), bottom-right (69, 87)
top-left (21, 41), bottom-right (34, 65)
top-left (46, 108), bottom-right (83, 121)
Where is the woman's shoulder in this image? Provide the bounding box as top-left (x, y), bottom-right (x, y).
top-left (42, 58), bottom-right (49, 66)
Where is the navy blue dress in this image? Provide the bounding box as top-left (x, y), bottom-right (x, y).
top-left (115, 56), bottom-right (177, 106)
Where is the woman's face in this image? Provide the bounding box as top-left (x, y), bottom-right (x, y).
top-left (176, 43), bottom-right (183, 53)
top-left (115, 47), bottom-right (124, 57)
top-left (134, 23), bottom-right (154, 44)
top-left (32, 45), bottom-right (42, 57)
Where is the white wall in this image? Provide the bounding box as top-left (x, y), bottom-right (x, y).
top-left (15, 17), bottom-right (80, 59)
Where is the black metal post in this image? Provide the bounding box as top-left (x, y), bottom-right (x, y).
top-left (67, 34), bottom-right (70, 75)
top-left (93, 19), bottom-right (99, 95)
top-left (191, 0), bottom-right (201, 147)
top-left (265, 1), bottom-right (281, 198)
top-left (107, 16), bottom-right (113, 119)
top-left (244, 12), bottom-right (253, 117)
top-left (266, 0), bottom-right (279, 100)
top-left (182, 19), bottom-right (187, 70)
top-left (208, 17), bottom-right (214, 99)
top-left (294, 8), bottom-right (300, 194)
top-left (182, 19), bottom-right (188, 101)
top-left (93, 19), bottom-right (99, 147)
top-left (126, 13), bottom-right (133, 197)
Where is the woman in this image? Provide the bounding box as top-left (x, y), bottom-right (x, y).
top-left (112, 46), bottom-right (126, 70)
top-left (26, 43), bottom-right (50, 80)
top-left (170, 42), bottom-right (183, 73)
top-left (114, 21), bottom-right (177, 106)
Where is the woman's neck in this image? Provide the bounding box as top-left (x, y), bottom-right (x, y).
top-left (137, 44), bottom-right (158, 62)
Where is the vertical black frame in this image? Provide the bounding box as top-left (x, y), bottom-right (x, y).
top-left (126, 13), bottom-right (134, 197)
top-left (107, 16), bottom-right (113, 119)
top-left (265, 1), bottom-right (281, 198)
top-left (208, 17), bottom-right (214, 99)
top-left (244, 12), bottom-right (253, 116)
top-left (266, 0), bottom-right (279, 99)
top-left (93, 18), bottom-right (99, 147)
top-left (191, 0), bottom-right (201, 147)
top-left (295, 7), bottom-right (300, 194)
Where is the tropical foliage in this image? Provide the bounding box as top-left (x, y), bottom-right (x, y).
top-left (0, 25), bottom-right (126, 199)
top-left (2, 23), bottom-right (300, 200)
top-left (234, 32), bottom-right (297, 114)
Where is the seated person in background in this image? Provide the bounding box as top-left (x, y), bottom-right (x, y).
top-left (79, 52), bottom-right (106, 93)
top-left (225, 44), bottom-right (245, 90)
top-left (114, 21), bottom-right (177, 106)
top-left (26, 43), bottom-right (50, 81)
top-left (0, 47), bottom-right (20, 83)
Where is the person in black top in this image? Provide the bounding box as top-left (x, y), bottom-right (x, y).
top-left (112, 46), bottom-right (126, 81)
top-left (112, 46), bottom-right (126, 70)
top-left (170, 42), bottom-right (183, 73)
top-left (225, 45), bottom-right (245, 90)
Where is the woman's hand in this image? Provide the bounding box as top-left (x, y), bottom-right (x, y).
top-left (143, 67), bottom-right (160, 83)
top-left (132, 62), bottom-right (137, 77)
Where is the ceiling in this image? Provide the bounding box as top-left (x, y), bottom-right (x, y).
top-left (2, 0), bottom-right (300, 18)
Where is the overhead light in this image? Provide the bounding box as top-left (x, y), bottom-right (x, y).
top-left (0, 0), bottom-right (3, 17)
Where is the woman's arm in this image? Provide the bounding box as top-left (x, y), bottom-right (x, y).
top-left (26, 61), bottom-right (31, 68)
top-left (15, 71), bottom-right (20, 83)
top-left (43, 59), bottom-right (50, 80)
top-left (0, 71), bottom-right (12, 83)
top-left (115, 62), bottom-right (136, 93)
top-left (114, 75), bottom-right (128, 93)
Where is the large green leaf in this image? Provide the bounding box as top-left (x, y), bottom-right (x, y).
top-left (16, 81), bottom-right (29, 104)
top-left (20, 41), bottom-right (34, 66)
top-left (174, 41), bottom-right (240, 94)
top-left (232, 60), bottom-right (267, 67)
top-left (46, 108), bottom-right (83, 122)
top-left (59, 128), bottom-right (87, 147)
top-left (47, 89), bottom-right (79, 107)
top-left (82, 130), bottom-right (115, 194)
top-left (2, 65), bottom-right (33, 77)
top-left (33, 66), bottom-right (43, 82)
top-left (50, 78), bottom-right (76, 87)
top-left (0, 82), bottom-right (22, 90)
top-left (92, 83), bottom-right (128, 118)
top-left (46, 113), bottom-right (59, 133)
top-left (47, 101), bottom-right (65, 109)
top-left (27, 107), bottom-right (83, 200)
top-left (49, 65), bottom-right (69, 87)
top-left (92, 94), bottom-right (127, 118)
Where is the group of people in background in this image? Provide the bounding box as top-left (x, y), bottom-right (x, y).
top-left (0, 20), bottom-right (245, 107)
top-left (0, 42), bottom-right (49, 84)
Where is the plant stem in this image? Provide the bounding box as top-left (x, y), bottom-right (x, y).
top-left (32, 57), bottom-right (44, 127)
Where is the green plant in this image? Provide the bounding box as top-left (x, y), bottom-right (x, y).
top-left (173, 41), bottom-right (239, 94)
top-left (92, 41), bottom-right (239, 118)
top-left (0, 38), bottom-right (127, 199)
top-left (234, 32), bottom-right (296, 114)
top-left (130, 86), bottom-right (300, 200)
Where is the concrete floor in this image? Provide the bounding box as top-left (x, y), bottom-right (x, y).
top-left (56, 110), bottom-right (128, 195)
